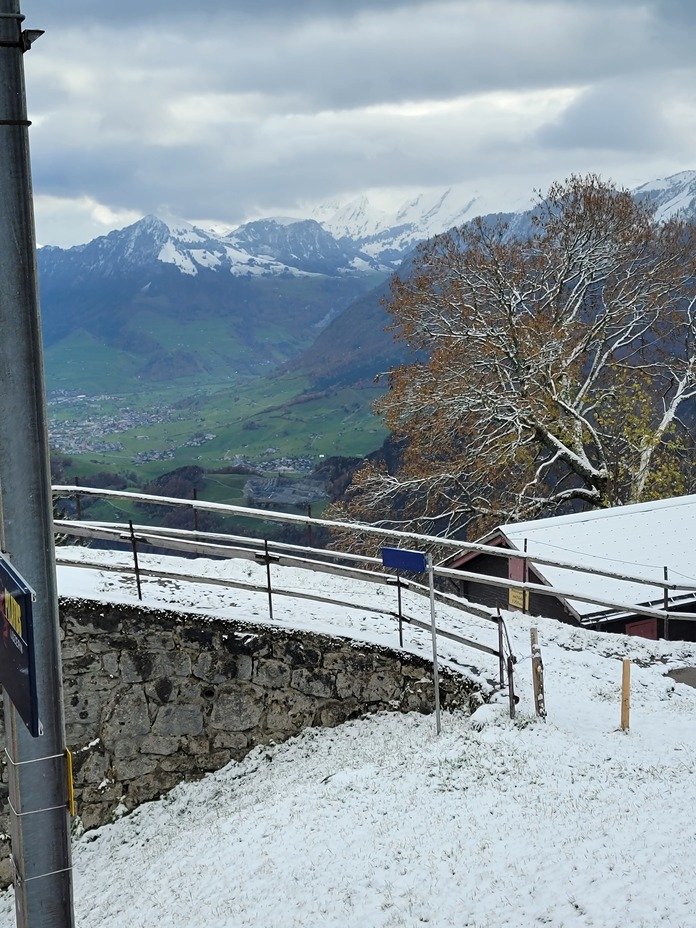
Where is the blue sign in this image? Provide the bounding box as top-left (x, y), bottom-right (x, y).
top-left (382, 546), bottom-right (427, 573)
top-left (0, 555), bottom-right (40, 737)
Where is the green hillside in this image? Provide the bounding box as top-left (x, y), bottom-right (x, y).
top-left (48, 370), bottom-right (388, 479)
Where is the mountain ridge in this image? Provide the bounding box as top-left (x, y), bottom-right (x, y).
top-left (39, 170), bottom-right (696, 471)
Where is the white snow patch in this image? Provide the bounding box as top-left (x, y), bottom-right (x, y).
top-left (0, 546), bottom-right (694, 927)
top-left (191, 249), bottom-right (221, 269)
top-left (157, 241), bottom-right (197, 276)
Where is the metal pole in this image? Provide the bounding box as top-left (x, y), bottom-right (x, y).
top-left (0, 3), bottom-right (75, 926)
top-left (507, 654), bottom-right (517, 720)
top-left (264, 539), bottom-right (274, 621)
top-left (128, 520), bottom-right (143, 601)
top-left (663, 566), bottom-right (669, 641)
top-left (396, 571), bottom-right (403, 648)
top-left (426, 554), bottom-right (441, 735)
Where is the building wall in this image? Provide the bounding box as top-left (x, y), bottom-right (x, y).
top-left (0, 597), bottom-right (481, 888)
top-left (449, 554), bottom-right (579, 624)
top-left (450, 553), bottom-right (507, 612)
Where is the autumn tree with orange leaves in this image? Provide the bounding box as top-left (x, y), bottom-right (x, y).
top-left (331, 175), bottom-right (696, 540)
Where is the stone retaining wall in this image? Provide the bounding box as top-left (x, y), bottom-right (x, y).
top-left (0, 597), bottom-right (482, 887)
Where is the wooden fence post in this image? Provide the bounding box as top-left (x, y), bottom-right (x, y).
top-left (530, 628), bottom-right (546, 718)
top-left (621, 659), bottom-right (631, 731)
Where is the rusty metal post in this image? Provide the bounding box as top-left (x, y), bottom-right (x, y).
top-left (396, 571), bottom-right (403, 647)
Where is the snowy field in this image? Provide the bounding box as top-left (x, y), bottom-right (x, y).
top-left (2, 547), bottom-right (696, 927)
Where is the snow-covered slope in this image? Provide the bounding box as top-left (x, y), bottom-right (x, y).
top-left (309, 183), bottom-right (532, 261)
top-left (0, 548), bottom-right (694, 928)
top-left (633, 169), bottom-right (696, 221)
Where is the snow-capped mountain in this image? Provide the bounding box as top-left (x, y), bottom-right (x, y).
top-left (632, 170), bottom-right (696, 222)
top-left (38, 170), bottom-right (696, 287)
top-left (37, 182), bottom-right (531, 284)
top-left (35, 169), bottom-right (696, 393)
top-left (39, 214), bottom-right (378, 282)
top-left (309, 183), bottom-right (532, 252)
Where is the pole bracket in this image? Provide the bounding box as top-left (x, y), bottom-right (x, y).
top-left (6, 795), bottom-right (69, 818)
top-left (13, 860), bottom-right (73, 888)
top-left (0, 16), bottom-right (42, 53)
top-left (4, 748), bottom-right (65, 768)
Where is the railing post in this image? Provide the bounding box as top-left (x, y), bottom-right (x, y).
top-left (621, 658), bottom-right (631, 731)
top-left (396, 570), bottom-right (403, 647)
top-left (530, 628), bottom-right (546, 719)
top-left (426, 553), bottom-right (441, 735)
top-left (507, 654), bottom-right (517, 720)
top-left (264, 538), bottom-right (274, 621)
top-left (128, 520), bottom-right (143, 601)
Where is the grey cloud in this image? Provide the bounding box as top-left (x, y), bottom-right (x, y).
top-left (17, 0), bottom-right (696, 245)
top-left (25, 0), bottom-right (435, 28)
top-left (26, 3), bottom-right (661, 118)
top-left (537, 81), bottom-right (678, 153)
top-left (29, 92), bottom-right (554, 226)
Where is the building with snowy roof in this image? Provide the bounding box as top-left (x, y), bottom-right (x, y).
top-left (446, 495), bottom-right (696, 640)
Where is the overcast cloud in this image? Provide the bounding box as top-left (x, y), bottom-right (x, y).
top-left (20, 0), bottom-right (696, 246)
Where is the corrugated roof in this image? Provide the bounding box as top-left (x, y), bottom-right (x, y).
top-left (497, 495), bottom-right (696, 616)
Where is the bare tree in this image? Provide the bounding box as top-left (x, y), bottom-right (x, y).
top-left (332, 175), bottom-right (696, 539)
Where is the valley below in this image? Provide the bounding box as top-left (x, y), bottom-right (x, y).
top-left (47, 374), bottom-right (387, 479)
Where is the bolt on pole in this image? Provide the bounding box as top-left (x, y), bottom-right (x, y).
top-left (0, 2), bottom-right (75, 926)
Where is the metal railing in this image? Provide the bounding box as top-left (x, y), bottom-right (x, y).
top-left (52, 485), bottom-right (696, 628)
top-left (52, 486), bottom-right (525, 704)
top-left (53, 516), bottom-right (502, 660)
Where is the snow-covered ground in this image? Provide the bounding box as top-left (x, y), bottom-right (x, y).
top-left (2, 547), bottom-right (696, 927)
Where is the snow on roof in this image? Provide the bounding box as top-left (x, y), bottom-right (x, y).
top-left (498, 495), bottom-right (696, 616)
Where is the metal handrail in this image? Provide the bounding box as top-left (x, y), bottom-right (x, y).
top-left (52, 485), bottom-right (696, 634)
top-left (53, 484), bottom-right (696, 595)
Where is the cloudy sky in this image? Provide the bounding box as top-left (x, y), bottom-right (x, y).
top-left (21, 0), bottom-right (696, 247)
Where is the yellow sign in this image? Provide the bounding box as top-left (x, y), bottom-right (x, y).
top-left (3, 587), bottom-right (22, 637)
top-left (508, 588), bottom-right (529, 611)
